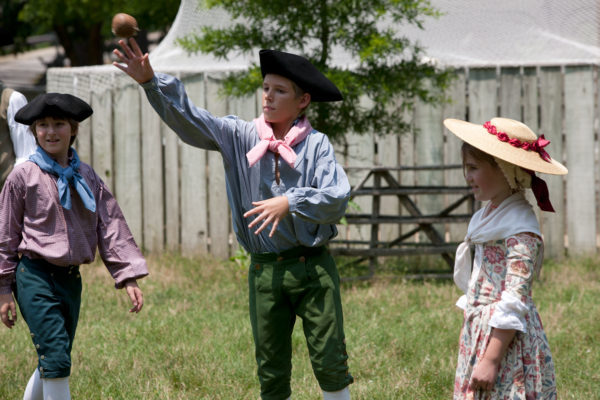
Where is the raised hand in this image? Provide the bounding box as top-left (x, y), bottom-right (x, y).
top-left (113, 38), bottom-right (155, 84)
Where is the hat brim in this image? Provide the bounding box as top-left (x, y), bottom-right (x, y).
top-left (444, 119), bottom-right (568, 175)
top-left (14, 93), bottom-right (93, 125)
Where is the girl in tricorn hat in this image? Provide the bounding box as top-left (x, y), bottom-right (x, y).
top-left (444, 117), bottom-right (567, 399)
top-left (0, 93), bottom-right (148, 400)
top-left (114, 40), bottom-right (353, 400)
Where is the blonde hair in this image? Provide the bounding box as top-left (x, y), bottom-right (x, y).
top-left (291, 81), bottom-right (310, 114)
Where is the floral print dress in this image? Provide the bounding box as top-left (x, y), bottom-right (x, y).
top-left (454, 232), bottom-right (556, 400)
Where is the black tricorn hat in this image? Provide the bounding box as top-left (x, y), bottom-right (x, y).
top-left (14, 93), bottom-right (93, 125)
top-left (259, 49), bottom-right (343, 102)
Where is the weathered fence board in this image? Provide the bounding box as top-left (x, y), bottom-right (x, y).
top-left (72, 74), bottom-right (92, 167)
top-left (521, 67), bottom-right (543, 225)
top-left (469, 68), bottom-right (497, 123)
top-left (522, 68), bottom-right (538, 130)
top-left (376, 131), bottom-right (400, 242)
top-left (564, 66), bottom-right (597, 255)
top-left (163, 118), bottom-right (180, 252)
top-left (179, 74), bottom-right (208, 256)
top-left (443, 70), bottom-right (468, 242)
top-left (414, 85), bottom-right (445, 236)
top-left (399, 104), bottom-right (416, 241)
top-left (539, 67), bottom-right (566, 259)
top-left (500, 67), bottom-right (521, 119)
top-left (90, 75), bottom-right (113, 189)
top-left (341, 95), bottom-right (376, 244)
top-left (141, 92), bottom-right (164, 252)
top-left (113, 77), bottom-right (143, 242)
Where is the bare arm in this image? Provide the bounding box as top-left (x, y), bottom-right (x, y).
top-left (470, 328), bottom-right (516, 391)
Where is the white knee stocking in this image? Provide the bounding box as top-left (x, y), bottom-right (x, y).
top-left (323, 386), bottom-right (350, 400)
top-left (23, 369), bottom-right (43, 400)
top-left (42, 377), bottom-right (70, 400)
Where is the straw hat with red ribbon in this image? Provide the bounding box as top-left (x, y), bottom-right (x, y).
top-left (443, 117), bottom-right (568, 212)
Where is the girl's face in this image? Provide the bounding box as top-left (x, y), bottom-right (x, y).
top-left (262, 74), bottom-right (310, 127)
top-left (34, 116), bottom-right (75, 165)
top-left (463, 152), bottom-right (512, 207)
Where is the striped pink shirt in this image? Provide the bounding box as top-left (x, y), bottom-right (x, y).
top-left (0, 161), bottom-right (148, 294)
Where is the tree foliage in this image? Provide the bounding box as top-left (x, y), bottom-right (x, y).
top-left (1, 0), bottom-right (179, 66)
top-left (177, 0), bottom-right (454, 141)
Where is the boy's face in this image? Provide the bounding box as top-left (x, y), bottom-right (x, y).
top-left (34, 116), bottom-right (75, 163)
top-left (262, 74), bottom-right (310, 125)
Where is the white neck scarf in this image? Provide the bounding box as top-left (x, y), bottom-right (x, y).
top-left (454, 192), bottom-right (541, 294)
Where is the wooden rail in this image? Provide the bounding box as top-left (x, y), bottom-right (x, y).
top-left (330, 165), bottom-right (475, 280)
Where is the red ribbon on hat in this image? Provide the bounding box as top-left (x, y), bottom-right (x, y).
top-left (483, 121), bottom-right (552, 162)
top-left (525, 170), bottom-right (555, 212)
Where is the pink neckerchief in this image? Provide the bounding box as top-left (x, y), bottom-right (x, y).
top-left (246, 114), bottom-right (312, 168)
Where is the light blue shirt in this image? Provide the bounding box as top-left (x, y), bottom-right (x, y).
top-left (141, 73), bottom-right (350, 254)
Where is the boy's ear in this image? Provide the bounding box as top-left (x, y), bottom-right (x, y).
top-left (300, 92), bottom-right (311, 109)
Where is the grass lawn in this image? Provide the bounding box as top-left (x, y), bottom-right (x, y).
top-left (1, 253), bottom-right (599, 399)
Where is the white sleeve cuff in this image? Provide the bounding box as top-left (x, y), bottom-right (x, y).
top-left (455, 294), bottom-right (467, 310)
top-left (489, 291), bottom-right (528, 332)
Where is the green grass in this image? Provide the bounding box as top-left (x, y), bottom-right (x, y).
top-left (1, 254), bottom-right (599, 399)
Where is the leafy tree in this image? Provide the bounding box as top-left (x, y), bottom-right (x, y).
top-left (177, 0), bottom-right (454, 141)
top-left (3, 0), bottom-right (179, 66)
top-left (0, 1), bottom-right (38, 52)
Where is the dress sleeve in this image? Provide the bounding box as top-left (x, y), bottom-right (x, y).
top-left (0, 172), bottom-right (26, 294)
top-left (95, 177), bottom-right (148, 289)
top-left (285, 136), bottom-right (351, 224)
top-left (488, 232), bottom-right (542, 332)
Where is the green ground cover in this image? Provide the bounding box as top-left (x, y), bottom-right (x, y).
top-left (1, 254), bottom-right (598, 399)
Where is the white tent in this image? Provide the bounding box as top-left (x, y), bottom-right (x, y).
top-left (148, 0), bottom-right (600, 70)
top-left (48, 0), bottom-right (600, 97)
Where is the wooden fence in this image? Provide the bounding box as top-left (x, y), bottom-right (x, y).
top-left (47, 65), bottom-right (600, 260)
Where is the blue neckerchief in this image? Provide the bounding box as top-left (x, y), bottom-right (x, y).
top-left (29, 146), bottom-right (96, 213)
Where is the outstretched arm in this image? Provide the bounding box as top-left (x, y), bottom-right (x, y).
top-left (113, 38), bottom-right (155, 84)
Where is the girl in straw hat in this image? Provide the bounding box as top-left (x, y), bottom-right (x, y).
top-left (444, 117), bottom-right (566, 399)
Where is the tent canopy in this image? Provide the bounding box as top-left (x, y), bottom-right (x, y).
top-left (149, 0), bottom-right (600, 70)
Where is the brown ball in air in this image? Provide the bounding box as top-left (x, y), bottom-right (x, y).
top-left (111, 13), bottom-right (139, 38)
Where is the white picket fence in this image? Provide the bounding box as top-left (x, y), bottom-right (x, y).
top-left (47, 65), bottom-right (600, 260)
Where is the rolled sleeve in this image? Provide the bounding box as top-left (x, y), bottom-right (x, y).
top-left (489, 291), bottom-right (528, 332)
top-left (489, 233), bottom-right (541, 332)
